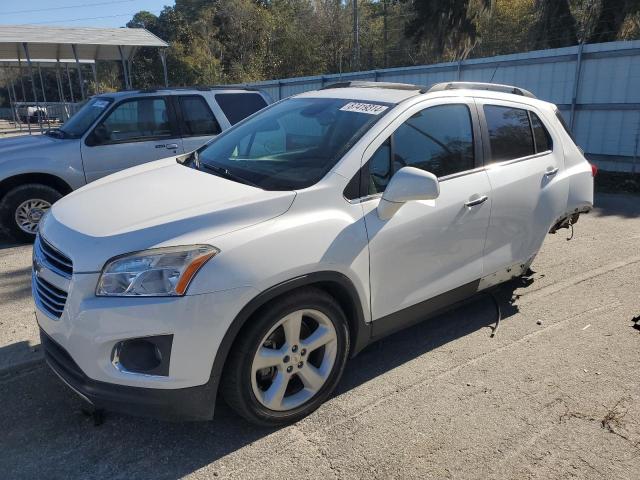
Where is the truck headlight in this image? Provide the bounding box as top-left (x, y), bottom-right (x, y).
top-left (96, 245), bottom-right (218, 297)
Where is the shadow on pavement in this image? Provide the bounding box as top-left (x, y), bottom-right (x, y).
top-left (592, 192), bottom-right (640, 218)
top-left (0, 277), bottom-right (527, 479)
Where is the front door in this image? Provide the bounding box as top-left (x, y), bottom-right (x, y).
top-left (81, 96), bottom-right (184, 183)
top-left (360, 99), bottom-right (492, 330)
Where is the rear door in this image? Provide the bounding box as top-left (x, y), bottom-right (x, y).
top-left (174, 94), bottom-right (223, 152)
top-left (81, 96), bottom-right (184, 182)
top-left (477, 99), bottom-right (569, 277)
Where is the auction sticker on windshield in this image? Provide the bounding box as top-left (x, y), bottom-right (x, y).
top-left (340, 102), bottom-right (389, 115)
top-left (92, 100), bottom-right (110, 109)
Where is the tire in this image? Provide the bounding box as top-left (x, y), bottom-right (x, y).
top-left (0, 184), bottom-right (62, 243)
top-left (221, 288), bottom-right (350, 426)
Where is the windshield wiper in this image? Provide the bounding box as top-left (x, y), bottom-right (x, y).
top-left (198, 162), bottom-right (261, 188)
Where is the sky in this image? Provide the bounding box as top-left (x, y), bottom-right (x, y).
top-left (0, 0), bottom-right (176, 28)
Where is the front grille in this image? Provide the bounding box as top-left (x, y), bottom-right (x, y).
top-left (33, 275), bottom-right (68, 319)
top-left (35, 235), bottom-right (73, 278)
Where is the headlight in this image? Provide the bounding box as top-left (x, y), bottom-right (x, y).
top-left (96, 245), bottom-right (218, 297)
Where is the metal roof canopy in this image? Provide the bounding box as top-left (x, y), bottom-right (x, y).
top-left (0, 25), bottom-right (167, 61)
top-left (0, 25), bottom-right (169, 134)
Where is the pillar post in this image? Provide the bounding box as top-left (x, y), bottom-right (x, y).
top-left (22, 42), bottom-right (43, 133)
top-left (71, 44), bottom-right (86, 100)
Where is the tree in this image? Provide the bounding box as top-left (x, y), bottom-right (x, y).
top-left (402, 0), bottom-right (492, 62)
top-left (529, 0), bottom-right (578, 49)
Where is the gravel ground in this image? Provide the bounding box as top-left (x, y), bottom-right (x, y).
top-left (0, 193), bottom-right (639, 479)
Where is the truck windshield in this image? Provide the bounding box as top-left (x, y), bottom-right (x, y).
top-left (59, 97), bottom-right (113, 138)
top-left (195, 97), bottom-right (393, 190)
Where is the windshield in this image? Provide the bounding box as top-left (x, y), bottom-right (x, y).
top-left (59, 97), bottom-right (113, 138)
top-left (195, 97), bottom-right (392, 190)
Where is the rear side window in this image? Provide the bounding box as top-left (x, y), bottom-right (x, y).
top-left (530, 112), bottom-right (552, 153)
top-left (484, 105), bottom-right (534, 161)
top-left (215, 93), bottom-right (268, 125)
top-left (178, 96), bottom-right (221, 136)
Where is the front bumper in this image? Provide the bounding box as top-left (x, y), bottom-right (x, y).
top-left (40, 328), bottom-right (217, 420)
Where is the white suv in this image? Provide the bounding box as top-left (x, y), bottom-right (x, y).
top-left (34, 81), bottom-right (594, 425)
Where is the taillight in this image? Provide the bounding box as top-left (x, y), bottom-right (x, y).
top-left (590, 163), bottom-right (598, 177)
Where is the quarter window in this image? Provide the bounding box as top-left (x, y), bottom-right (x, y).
top-left (178, 96), bottom-right (221, 136)
top-left (484, 105), bottom-right (535, 161)
top-left (530, 112), bottom-right (552, 153)
top-left (366, 104), bottom-right (475, 195)
top-left (97, 98), bottom-right (171, 143)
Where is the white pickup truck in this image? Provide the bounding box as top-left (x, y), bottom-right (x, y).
top-left (0, 87), bottom-right (270, 241)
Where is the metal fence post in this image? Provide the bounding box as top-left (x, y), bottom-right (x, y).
top-left (10, 78), bottom-right (23, 132)
top-left (159, 48), bottom-right (169, 87)
top-left (37, 62), bottom-right (52, 130)
top-left (65, 63), bottom-right (75, 104)
top-left (17, 58), bottom-right (32, 135)
top-left (71, 44), bottom-right (86, 100)
top-left (570, 42), bottom-right (585, 133)
top-left (22, 42), bottom-right (44, 133)
top-left (118, 45), bottom-right (131, 89)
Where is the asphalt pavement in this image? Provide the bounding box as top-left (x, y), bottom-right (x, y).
top-left (0, 193), bottom-right (639, 479)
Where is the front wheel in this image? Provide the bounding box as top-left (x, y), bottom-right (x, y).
top-left (0, 184), bottom-right (62, 243)
top-left (221, 288), bottom-right (350, 426)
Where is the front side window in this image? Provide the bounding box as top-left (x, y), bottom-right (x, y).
top-left (195, 97), bottom-right (392, 190)
top-left (215, 93), bottom-right (268, 125)
top-left (178, 96), bottom-right (221, 136)
top-left (94, 98), bottom-right (171, 144)
top-left (365, 104), bottom-right (475, 195)
top-left (484, 105), bottom-right (535, 162)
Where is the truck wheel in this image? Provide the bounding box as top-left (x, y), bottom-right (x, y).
top-left (0, 184), bottom-right (62, 243)
top-left (221, 288), bottom-right (350, 426)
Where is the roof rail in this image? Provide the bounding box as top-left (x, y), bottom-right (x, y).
top-left (128, 85), bottom-right (260, 94)
top-left (427, 82), bottom-right (536, 98)
top-left (321, 81), bottom-right (428, 93)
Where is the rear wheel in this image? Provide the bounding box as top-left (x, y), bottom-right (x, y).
top-left (0, 184), bottom-right (61, 243)
top-left (221, 288), bottom-right (350, 426)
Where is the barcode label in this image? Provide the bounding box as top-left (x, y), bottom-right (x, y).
top-left (339, 102), bottom-right (389, 115)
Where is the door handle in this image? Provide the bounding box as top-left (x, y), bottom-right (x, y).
top-left (165, 143), bottom-right (179, 150)
top-left (464, 195), bottom-right (489, 207)
top-left (544, 167), bottom-right (559, 177)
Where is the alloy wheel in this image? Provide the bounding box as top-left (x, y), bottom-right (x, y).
top-left (14, 199), bottom-right (51, 234)
top-left (250, 308), bottom-right (338, 411)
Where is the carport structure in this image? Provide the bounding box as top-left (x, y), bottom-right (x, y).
top-left (0, 25), bottom-right (169, 133)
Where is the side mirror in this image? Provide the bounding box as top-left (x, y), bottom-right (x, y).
top-left (377, 166), bottom-right (440, 220)
top-left (87, 124), bottom-right (110, 146)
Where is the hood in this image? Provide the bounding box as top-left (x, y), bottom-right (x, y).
top-left (40, 160), bottom-right (296, 272)
top-left (0, 133), bottom-right (62, 161)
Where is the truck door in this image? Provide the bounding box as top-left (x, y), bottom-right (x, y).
top-left (81, 96), bottom-right (184, 182)
top-left (174, 95), bottom-right (223, 153)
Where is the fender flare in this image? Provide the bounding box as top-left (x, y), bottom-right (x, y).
top-left (209, 271), bottom-right (371, 390)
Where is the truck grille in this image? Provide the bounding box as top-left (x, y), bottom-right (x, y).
top-left (34, 235), bottom-right (73, 278)
top-left (33, 275), bottom-right (68, 319)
